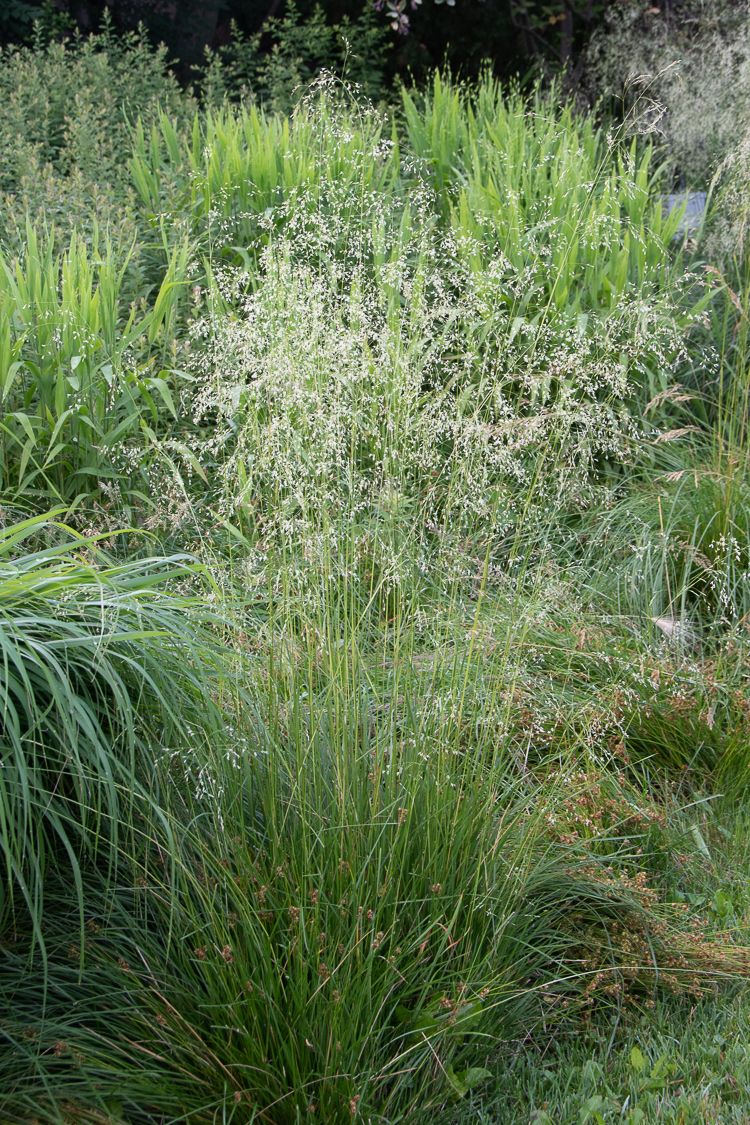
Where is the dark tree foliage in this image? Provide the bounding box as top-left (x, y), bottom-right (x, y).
top-left (0, 1), bottom-right (683, 82)
top-left (0, 0), bottom-right (47, 39)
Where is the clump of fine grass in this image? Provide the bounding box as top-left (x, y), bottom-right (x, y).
top-left (584, 0), bottom-right (750, 189)
top-left (0, 510), bottom-right (225, 947)
top-left (2, 594), bottom-right (745, 1123)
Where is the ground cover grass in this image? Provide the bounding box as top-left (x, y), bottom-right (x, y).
top-left (0, 28), bottom-right (748, 1124)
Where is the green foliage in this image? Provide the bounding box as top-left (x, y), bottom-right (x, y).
top-left (2, 600), bottom-right (742, 1121)
top-left (0, 0), bottom-right (44, 42)
top-left (0, 225), bottom-right (192, 503)
top-left (0, 12), bottom-right (192, 258)
top-left (0, 25), bottom-right (748, 1125)
top-left (201, 3), bottom-right (389, 112)
top-left (0, 511), bottom-right (224, 945)
top-left (0, 15), bottom-right (189, 197)
top-left (447, 987), bottom-right (750, 1123)
top-left (402, 73), bottom-right (687, 309)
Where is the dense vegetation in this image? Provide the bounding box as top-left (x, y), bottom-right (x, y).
top-left (0, 1), bottom-right (681, 86)
top-left (1, 12), bottom-right (749, 1123)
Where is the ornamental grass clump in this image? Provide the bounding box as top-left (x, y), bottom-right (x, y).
top-left (166, 76), bottom-right (708, 573)
top-left (186, 224), bottom-right (701, 603)
top-left (585, 0), bottom-right (750, 189)
top-left (2, 610), bottom-right (746, 1123)
top-left (0, 511), bottom-right (224, 944)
